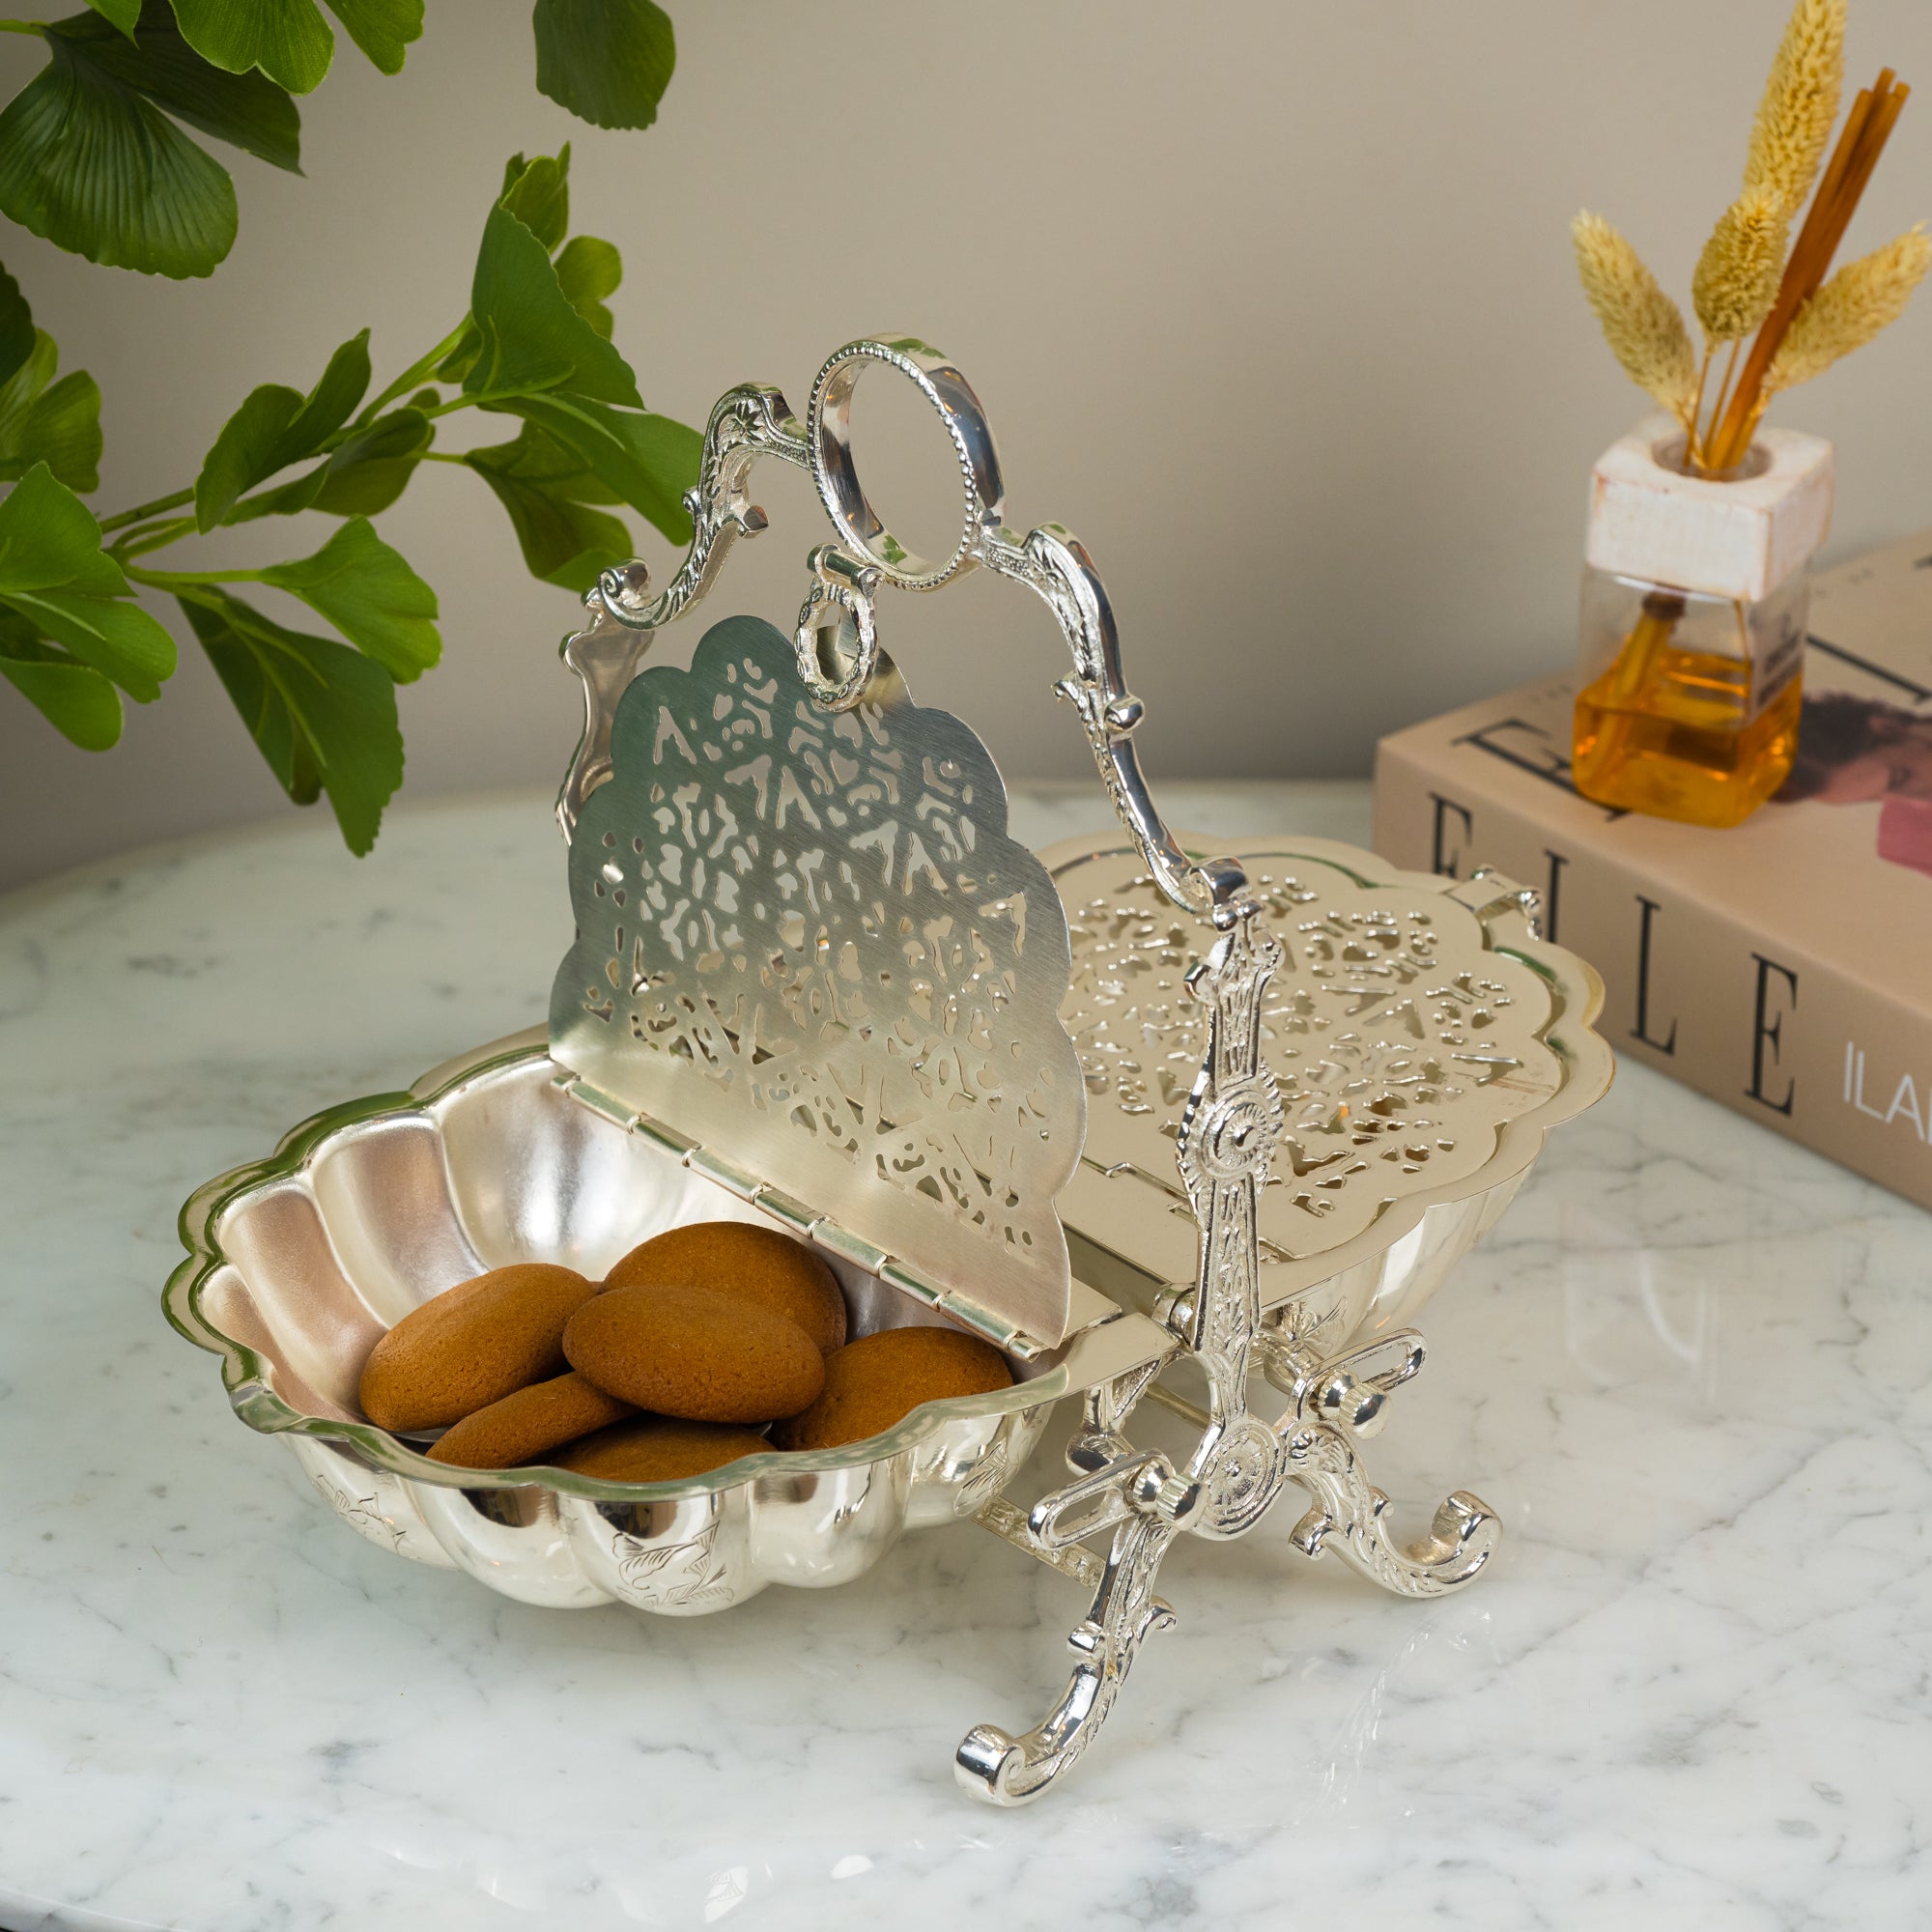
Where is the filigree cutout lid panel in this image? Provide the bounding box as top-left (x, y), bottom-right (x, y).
top-left (1047, 837), bottom-right (1566, 1293)
top-left (549, 616), bottom-right (1086, 1349)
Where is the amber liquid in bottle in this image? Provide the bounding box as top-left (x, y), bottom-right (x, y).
top-left (1572, 591), bottom-right (1803, 828)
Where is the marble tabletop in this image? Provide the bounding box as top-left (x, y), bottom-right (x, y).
top-left (2, 780), bottom-right (1928, 1932)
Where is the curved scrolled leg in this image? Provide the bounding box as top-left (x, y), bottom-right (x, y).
top-left (956, 1510), bottom-right (1178, 1806)
top-left (1283, 1421), bottom-right (1497, 1598)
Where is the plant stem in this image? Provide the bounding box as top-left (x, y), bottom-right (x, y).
top-left (355, 322), bottom-right (469, 426)
top-left (98, 487), bottom-right (195, 535)
top-left (126, 563), bottom-right (268, 588)
top-left (1687, 346), bottom-right (1715, 466)
top-left (110, 515), bottom-right (199, 560)
top-left (104, 518), bottom-right (173, 551)
top-left (418, 392), bottom-right (508, 420)
top-left (161, 581), bottom-right (227, 615)
top-left (0, 20), bottom-right (47, 35)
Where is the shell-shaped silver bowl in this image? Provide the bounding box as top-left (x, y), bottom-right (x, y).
top-left (165, 1032), bottom-right (1080, 1616)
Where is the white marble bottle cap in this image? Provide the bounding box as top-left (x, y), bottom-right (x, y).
top-left (1584, 412), bottom-right (1834, 603)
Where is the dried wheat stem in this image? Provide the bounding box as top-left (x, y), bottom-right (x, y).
top-left (1745, 0), bottom-right (1848, 217)
top-left (1572, 212), bottom-right (1698, 425)
top-left (1693, 192), bottom-right (1789, 342)
top-left (1769, 225), bottom-right (1932, 388)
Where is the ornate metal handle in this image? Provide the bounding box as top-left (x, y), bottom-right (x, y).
top-left (555, 336), bottom-right (1240, 921)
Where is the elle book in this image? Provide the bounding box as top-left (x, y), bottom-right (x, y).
top-left (1373, 526), bottom-right (1932, 1213)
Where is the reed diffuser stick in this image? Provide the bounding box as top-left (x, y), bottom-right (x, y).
top-left (1707, 70), bottom-right (1909, 469)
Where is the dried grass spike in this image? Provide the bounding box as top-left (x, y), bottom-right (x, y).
top-left (1768, 224), bottom-right (1932, 389)
top-left (1571, 212), bottom-right (1698, 420)
top-left (1692, 192), bottom-right (1788, 341)
top-left (1744, 0), bottom-right (1847, 217)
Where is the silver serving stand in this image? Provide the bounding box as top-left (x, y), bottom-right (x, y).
top-left (167, 338), bottom-right (1613, 1804)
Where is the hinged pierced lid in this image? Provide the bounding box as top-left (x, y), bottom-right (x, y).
top-left (549, 615), bottom-right (1087, 1349)
top-left (1044, 838), bottom-right (1576, 1304)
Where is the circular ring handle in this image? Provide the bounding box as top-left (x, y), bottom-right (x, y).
top-left (807, 337), bottom-right (1007, 591)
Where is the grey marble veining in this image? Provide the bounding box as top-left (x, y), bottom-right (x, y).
top-left (2, 781), bottom-right (1927, 1932)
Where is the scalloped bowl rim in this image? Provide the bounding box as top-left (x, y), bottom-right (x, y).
top-left (164, 1037), bottom-right (1079, 1508)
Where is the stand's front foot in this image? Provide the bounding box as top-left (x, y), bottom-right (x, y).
top-left (957, 1504), bottom-right (1179, 1805)
top-left (1284, 1422), bottom-right (1497, 1596)
top-left (1264, 1327), bottom-right (1499, 1598)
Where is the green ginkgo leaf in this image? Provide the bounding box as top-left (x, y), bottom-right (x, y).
top-left (0, 30), bottom-right (239, 277)
top-left (0, 644), bottom-right (124, 747)
top-left (322, 0), bottom-right (421, 75)
top-left (0, 460), bottom-right (122, 590)
top-left (0, 612), bottom-right (122, 749)
top-left (231, 406), bottom-right (431, 521)
top-left (308, 406), bottom-right (431, 515)
top-left (533, 0), bottom-right (674, 131)
top-left (487, 392), bottom-right (697, 544)
top-left (500, 148), bottom-right (569, 254)
top-left (0, 331), bottom-right (103, 492)
top-left (466, 171), bottom-right (641, 407)
top-left (554, 235), bottom-right (620, 338)
top-left (465, 421), bottom-right (631, 590)
top-left (183, 589), bottom-right (403, 852)
top-left (256, 515), bottom-right (440, 680)
top-left (0, 466), bottom-right (176, 698)
top-left (0, 263), bottom-right (36, 391)
top-left (81, 0), bottom-right (142, 32)
top-left (53, 6), bottom-right (302, 172)
top-left (193, 330), bottom-right (372, 527)
top-left (10, 584), bottom-right (175, 697)
top-left (166, 0), bottom-right (335, 94)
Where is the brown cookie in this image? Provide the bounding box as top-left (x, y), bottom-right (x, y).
top-left (358, 1263), bottom-right (598, 1432)
top-left (563, 1283), bottom-right (825, 1424)
top-left (553, 1416), bottom-right (772, 1484)
top-left (771, 1324), bottom-right (1014, 1452)
top-left (605, 1221), bottom-right (847, 1356)
top-left (425, 1372), bottom-right (634, 1470)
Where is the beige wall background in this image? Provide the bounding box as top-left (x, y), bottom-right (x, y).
top-left (3, 0), bottom-right (1929, 890)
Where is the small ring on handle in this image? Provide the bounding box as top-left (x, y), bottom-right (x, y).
top-left (795, 543), bottom-right (882, 710)
top-left (808, 337), bottom-right (1007, 590)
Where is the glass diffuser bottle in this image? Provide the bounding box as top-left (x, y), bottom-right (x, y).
top-left (1571, 416), bottom-right (1833, 827)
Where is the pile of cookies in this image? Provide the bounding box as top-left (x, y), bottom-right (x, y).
top-left (356, 1220), bottom-right (1014, 1483)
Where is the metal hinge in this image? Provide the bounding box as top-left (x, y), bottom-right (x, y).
top-left (554, 1073), bottom-right (1045, 1359)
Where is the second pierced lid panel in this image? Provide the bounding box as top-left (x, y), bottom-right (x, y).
top-left (1046, 836), bottom-right (1567, 1290)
